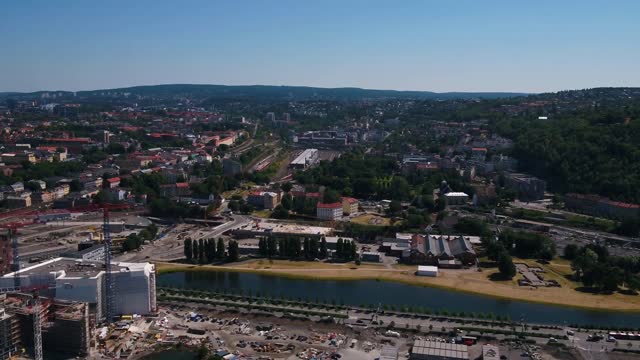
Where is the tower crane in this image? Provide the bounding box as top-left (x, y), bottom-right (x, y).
top-left (68, 203), bottom-right (131, 323)
top-left (0, 220), bottom-right (35, 288)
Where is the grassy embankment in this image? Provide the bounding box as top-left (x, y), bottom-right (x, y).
top-left (155, 258), bottom-right (640, 312)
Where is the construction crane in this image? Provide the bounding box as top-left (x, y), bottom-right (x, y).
top-left (0, 220), bottom-right (35, 288)
top-left (69, 203), bottom-right (130, 323)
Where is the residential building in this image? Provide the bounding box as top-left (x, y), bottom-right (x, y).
top-left (341, 197), bottom-right (359, 215)
top-left (316, 202), bottom-right (343, 220)
top-left (4, 193), bottom-right (31, 208)
top-left (105, 177), bottom-right (120, 189)
top-left (0, 152), bottom-right (36, 165)
top-left (472, 184), bottom-right (497, 206)
top-left (247, 191), bottom-right (280, 210)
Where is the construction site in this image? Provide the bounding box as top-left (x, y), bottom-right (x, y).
top-left (0, 204), bottom-right (158, 359)
top-left (0, 293), bottom-right (90, 357)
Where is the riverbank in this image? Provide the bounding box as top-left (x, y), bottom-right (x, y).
top-left (154, 259), bottom-right (640, 313)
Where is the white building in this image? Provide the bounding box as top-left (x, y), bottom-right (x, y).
top-left (416, 265), bottom-right (438, 277)
top-left (443, 192), bottom-right (469, 206)
top-left (316, 202), bottom-right (343, 220)
top-left (0, 258), bottom-right (156, 320)
top-left (290, 148), bottom-right (319, 169)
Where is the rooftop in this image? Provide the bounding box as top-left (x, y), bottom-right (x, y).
top-left (5, 257), bottom-right (152, 280)
top-left (317, 202), bottom-right (342, 209)
top-left (412, 340), bottom-right (468, 359)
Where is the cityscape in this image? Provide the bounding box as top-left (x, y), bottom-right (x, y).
top-left (1, 1), bottom-right (640, 360)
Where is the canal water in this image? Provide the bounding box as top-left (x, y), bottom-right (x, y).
top-left (157, 271), bottom-right (640, 328)
top-left (140, 349), bottom-right (197, 360)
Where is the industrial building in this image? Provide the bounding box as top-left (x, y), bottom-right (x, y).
top-left (0, 258), bottom-right (156, 321)
top-left (410, 340), bottom-right (469, 360)
top-left (289, 148), bottom-right (319, 169)
top-left (504, 173), bottom-right (546, 201)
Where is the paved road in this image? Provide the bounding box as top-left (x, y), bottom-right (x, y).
top-left (119, 215), bottom-right (251, 262)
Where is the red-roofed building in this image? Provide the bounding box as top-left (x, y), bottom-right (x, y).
top-left (565, 193), bottom-right (640, 221)
top-left (341, 197), bottom-right (359, 215)
top-left (105, 177), bottom-right (121, 189)
top-left (317, 202), bottom-right (343, 220)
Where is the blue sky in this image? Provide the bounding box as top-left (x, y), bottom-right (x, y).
top-left (1, 0), bottom-right (638, 93)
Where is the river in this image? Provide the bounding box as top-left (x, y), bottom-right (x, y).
top-left (157, 271), bottom-right (640, 328)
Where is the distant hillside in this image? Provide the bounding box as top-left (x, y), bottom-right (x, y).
top-left (1, 84), bottom-right (527, 101)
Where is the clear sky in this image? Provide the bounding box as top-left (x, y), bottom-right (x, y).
top-left (1, 0), bottom-right (639, 93)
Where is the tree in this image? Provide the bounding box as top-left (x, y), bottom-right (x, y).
top-left (336, 238), bottom-right (344, 259)
top-left (267, 235), bottom-right (278, 258)
top-left (216, 238), bottom-right (225, 259)
top-left (198, 239), bottom-right (206, 264)
top-left (389, 176), bottom-right (410, 200)
top-left (281, 182), bottom-right (292, 193)
top-left (206, 238), bottom-right (216, 263)
top-left (184, 238), bottom-right (193, 262)
top-left (227, 240), bottom-right (239, 262)
top-left (192, 240), bottom-right (199, 262)
top-left (303, 238), bottom-right (310, 259)
top-left (320, 236), bottom-right (328, 259)
top-left (258, 237), bottom-right (267, 257)
top-left (323, 189), bottom-right (341, 204)
top-left (563, 243), bottom-right (579, 260)
top-left (309, 238), bottom-right (319, 259)
top-left (281, 193), bottom-right (293, 210)
top-left (388, 200), bottom-right (402, 215)
top-left (123, 234), bottom-right (142, 251)
top-left (571, 248), bottom-right (598, 280)
top-left (498, 253), bottom-right (516, 279)
top-left (271, 205), bottom-right (289, 219)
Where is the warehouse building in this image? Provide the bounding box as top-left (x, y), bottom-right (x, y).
top-left (0, 258), bottom-right (156, 321)
top-left (410, 340), bottom-right (469, 360)
top-left (289, 148), bottom-right (319, 169)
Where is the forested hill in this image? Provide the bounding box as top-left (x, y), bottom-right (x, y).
top-left (494, 103), bottom-right (640, 203)
top-left (2, 84), bottom-right (526, 101)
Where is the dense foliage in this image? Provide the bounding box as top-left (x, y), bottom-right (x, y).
top-left (494, 105), bottom-right (640, 203)
top-left (569, 244), bottom-right (640, 292)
